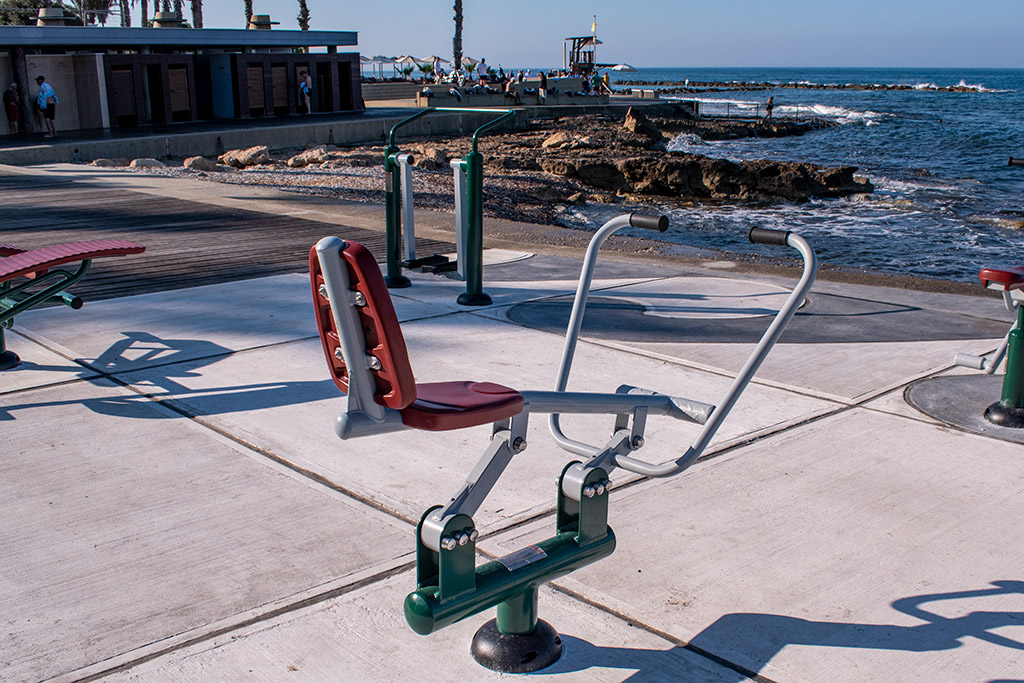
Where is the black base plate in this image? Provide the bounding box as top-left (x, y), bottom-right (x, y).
top-left (984, 402), bottom-right (1024, 428)
top-left (457, 292), bottom-right (493, 307)
top-left (384, 275), bottom-right (412, 289)
top-left (0, 349), bottom-right (21, 371)
top-left (470, 618), bottom-right (563, 673)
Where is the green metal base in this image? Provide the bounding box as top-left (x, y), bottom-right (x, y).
top-left (984, 402), bottom-right (1024, 428)
top-left (384, 275), bottom-right (412, 289)
top-left (0, 349), bottom-right (20, 370)
top-left (470, 618), bottom-right (562, 673)
top-left (457, 292), bottom-right (492, 307)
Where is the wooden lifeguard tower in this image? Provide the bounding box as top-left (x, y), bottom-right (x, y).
top-left (563, 34), bottom-right (603, 75)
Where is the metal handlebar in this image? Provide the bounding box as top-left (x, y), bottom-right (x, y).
top-left (748, 227), bottom-right (791, 246)
top-left (630, 213), bottom-right (669, 232)
top-left (549, 216), bottom-right (818, 476)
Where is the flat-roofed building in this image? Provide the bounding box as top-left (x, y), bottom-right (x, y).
top-left (0, 18), bottom-right (362, 136)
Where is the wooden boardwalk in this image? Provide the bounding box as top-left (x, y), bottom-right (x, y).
top-left (0, 170), bottom-right (454, 301)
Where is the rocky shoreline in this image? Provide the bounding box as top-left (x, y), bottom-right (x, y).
top-left (616, 79), bottom-right (994, 93)
top-left (109, 105), bottom-right (871, 229)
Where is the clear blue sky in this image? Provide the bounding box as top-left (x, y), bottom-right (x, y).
top-left (152, 1), bottom-right (1023, 69)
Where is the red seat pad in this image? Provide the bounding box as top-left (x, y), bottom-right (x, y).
top-left (0, 240), bottom-right (145, 284)
top-left (401, 381), bottom-right (525, 431)
top-left (979, 266), bottom-right (1024, 291)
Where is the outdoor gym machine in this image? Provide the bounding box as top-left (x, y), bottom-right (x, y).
top-left (383, 107), bottom-right (515, 306)
top-left (310, 215), bottom-right (817, 671)
top-left (954, 266), bottom-right (1024, 426)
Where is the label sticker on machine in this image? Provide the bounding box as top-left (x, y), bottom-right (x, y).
top-left (497, 545), bottom-right (547, 571)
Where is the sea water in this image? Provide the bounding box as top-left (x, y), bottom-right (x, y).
top-left (566, 67), bottom-right (1024, 282)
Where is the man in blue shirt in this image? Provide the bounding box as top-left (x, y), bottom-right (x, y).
top-left (35, 75), bottom-right (57, 138)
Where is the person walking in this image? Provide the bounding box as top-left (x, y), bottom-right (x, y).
top-left (3, 82), bottom-right (19, 135)
top-left (476, 58), bottom-right (488, 85)
top-left (765, 96), bottom-right (775, 120)
top-left (35, 75), bottom-right (57, 138)
top-left (538, 70), bottom-right (547, 105)
top-left (298, 70), bottom-right (313, 114)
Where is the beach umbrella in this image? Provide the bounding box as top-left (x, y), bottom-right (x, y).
top-left (361, 55), bottom-right (397, 79)
top-left (610, 63), bottom-right (638, 72)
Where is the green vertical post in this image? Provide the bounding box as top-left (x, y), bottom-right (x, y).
top-left (1001, 304), bottom-right (1024, 409)
top-left (495, 587), bottom-right (538, 635)
top-left (456, 150), bottom-right (491, 306)
top-left (383, 108), bottom-right (436, 288)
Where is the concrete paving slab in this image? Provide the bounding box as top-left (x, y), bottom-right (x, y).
top-left (397, 271), bottom-right (667, 311)
top-left (16, 273), bottom-right (456, 376)
top-left (103, 572), bottom-right (747, 682)
top-left (861, 365), bottom-right (977, 425)
top-left (0, 379), bottom-right (411, 683)
top-left (0, 329), bottom-right (98, 394)
top-left (111, 311), bottom-right (834, 531)
top-left (506, 278), bottom-right (1008, 402)
top-left (808, 277), bottom-right (1010, 323)
top-left (625, 338), bottom-right (1002, 403)
top-left (491, 409), bottom-right (1024, 683)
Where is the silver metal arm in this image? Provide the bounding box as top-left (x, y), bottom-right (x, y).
top-left (548, 214), bottom-right (642, 456)
top-left (613, 233), bottom-right (817, 477)
top-left (954, 291), bottom-right (1017, 374)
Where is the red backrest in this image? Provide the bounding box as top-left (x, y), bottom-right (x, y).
top-left (310, 240), bottom-right (418, 410)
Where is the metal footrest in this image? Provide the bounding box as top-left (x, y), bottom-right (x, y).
top-left (403, 254), bottom-right (451, 269)
top-left (420, 261), bottom-right (459, 274)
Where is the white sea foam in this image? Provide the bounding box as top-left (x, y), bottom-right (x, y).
top-left (666, 133), bottom-right (704, 152)
top-left (666, 96), bottom-right (887, 125)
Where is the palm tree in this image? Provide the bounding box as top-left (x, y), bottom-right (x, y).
top-left (160, 0), bottom-right (169, 12)
top-left (119, 0), bottom-right (130, 26)
top-left (172, 0), bottom-right (180, 17)
top-left (189, 0), bottom-right (201, 27)
top-left (452, 0), bottom-right (462, 73)
top-left (139, 0), bottom-right (147, 25)
top-left (242, 0), bottom-right (251, 25)
top-left (296, 0), bottom-right (309, 30)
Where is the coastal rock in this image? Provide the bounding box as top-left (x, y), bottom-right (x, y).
top-left (540, 159), bottom-right (577, 177)
top-left (183, 156), bottom-right (235, 172)
top-left (129, 158), bottom-right (166, 168)
top-left (219, 145), bottom-right (271, 168)
top-left (542, 132), bottom-right (573, 149)
top-left (615, 154), bottom-right (873, 200)
top-left (575, 161), bottom-right (627, 191)
top-left (287, 146), bottom-right (329, 168)
top-left (414, 146), bottom-right (448, 170)
top-left (527, 185), bottom-right (564, 202)
top-left (623, 107), bottom-right (666, 144)
top-left (91, 158), bottom-right (130, 168)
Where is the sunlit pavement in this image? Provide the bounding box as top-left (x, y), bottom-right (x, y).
top-left (3, 200), bottom-right (1023, 682)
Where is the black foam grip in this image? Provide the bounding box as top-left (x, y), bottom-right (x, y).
top-left (629, 213), bottom-right (669, 232)
top-left (748, 228), bottom-right (791, 246)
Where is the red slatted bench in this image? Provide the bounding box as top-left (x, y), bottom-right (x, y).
top-left (1, 239), bottom-right (146, 370)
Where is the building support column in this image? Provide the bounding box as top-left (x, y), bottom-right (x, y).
top-left (13, 47), bottom-right (35, 135)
